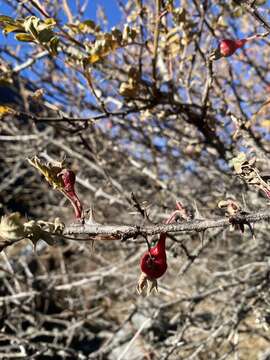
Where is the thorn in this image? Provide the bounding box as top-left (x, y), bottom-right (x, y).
top-left (84, 207), bottom-right (99, 225)
top-left (90, 239), bottom-right (95, 253)
top-left (247, 222), bottom-right (256, 241)
top-left (193, 200), bottom-right (202, 219)
top-left (199, 231), bottom-right (205, 247)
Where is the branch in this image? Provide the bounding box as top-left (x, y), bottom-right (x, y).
top-left (64, 209), bottom-right (270, 240)
top-left (1, 51), bottom-right (48, 75)
top-left (152, 0), bottom-right (161, 92)
top-left (233, 0), bottom-right (270, 31)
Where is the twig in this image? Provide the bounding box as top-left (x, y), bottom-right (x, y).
top-left (152, 0), bottom-right (162, 92)
top-left (117, 318), bottom-right (151, 360)
top-left (233, 0), bottom-right (270, 31)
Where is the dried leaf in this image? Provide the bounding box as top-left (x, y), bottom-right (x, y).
top-left (0, 213), bottom-right (26, 251)
top-left (218, 200), bottom-right (229, 209)
top-left (119, 67), bottom-right (140, 97)
top-left (84, 26), bottom-right (137, 64)
top-left (37, 29), bottom-right (54, 43)
top-left (24, 16), bottom-right (39, 37)
top-left (27, 156), bottom-right (65, 189)
top-left (0, 105), bottom-right (17, 118)
top-left (173, 8), bottom-right (187, 24)
top-left (68, 19), bottom-right (100, 34)
top-left (0, 213), bottom-right (65, 252)
top-left (122, 25), bottom-right (137, 42)
top-left (231, 153), bottom-right (247, 174)
top-left (3, 24), bottom-right (24, 34)
top-left (24, 218), bottom-right (64, 248)
top-left (261, 120), bottom-right (270, 128)
top-left (48, 36), bottom-right (59, 56)
top-left (15, 33), bottom-right (34, 42)
top-left (166, 29), bottom-right (182, 57)
top-left (0, 16), bottom-right (24, 34)
top-left (24, 220), bottom-right (46, 249)
top-left (38, 18), bottom-right (56, 31)
top-left (119, 82), bottom-right (138, 97)
top-left (0, 15), bottom-right (14, 22)
top-left (87, 52), bottom-right (103, 64)
top-left (0, 15), bottom-right (59, 55)
top-left (30, 88), bottom-right (44, 101)
top-left (232, 153), bottom-right (270, 201)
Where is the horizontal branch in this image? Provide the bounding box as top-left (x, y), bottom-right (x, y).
top-left (64, 209), bottom-right (270, 240)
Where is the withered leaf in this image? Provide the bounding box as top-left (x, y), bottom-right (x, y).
top-left (0, 213), bottom-right (26, 251)
top-left (27, 156), bottom-right (65, 190)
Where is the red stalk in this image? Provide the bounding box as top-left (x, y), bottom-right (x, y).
top-left (58, 169), bottom-right (83, 219)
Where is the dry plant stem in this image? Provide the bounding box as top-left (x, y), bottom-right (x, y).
top-left (83, 69), bottom-right (108, 114)
top-left (64, 209), bottom-right (270, 240)
top-left (62, 0), bottom-right (73, 23)
top-left (152, 0), bottom-right (161, 92)
top-left (29, 0), bottom-right (50, 18)
top-left (233, 0), bottom-right (270, 31)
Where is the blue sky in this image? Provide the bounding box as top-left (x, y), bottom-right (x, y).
top-left (0, 0), bottom-right (122, 25)
top-left (78, 0), bottom-right (122, 26)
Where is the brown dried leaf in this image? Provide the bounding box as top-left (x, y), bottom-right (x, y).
top-left (0, 105), bottom-right (17, 118)
top-left (231, 153), bottom-right (247, 174)
top-left (24, 218), bottom-right (64, 249)
top-left (27, 156), bottom-right (65, 190)
top-left (0, 213), bottom-right (26, 251)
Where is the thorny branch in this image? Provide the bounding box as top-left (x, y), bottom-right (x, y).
top-left (64, 209), bottom-right (270, 240)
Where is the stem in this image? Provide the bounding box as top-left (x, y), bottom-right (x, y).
top-left (61, 190), bottom-right (83, 219)
top-left (156, 202), bottom-right (184, 253)
top-left (152, 0), bottom-right (161, 93)
top-left (64, 209), bottom-right (270, 240)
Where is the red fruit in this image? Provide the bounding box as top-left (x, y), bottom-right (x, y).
top-left (219, 39), bottom-right (246, 57)
top-left (137, 202), bottom-right (184, 294)
top-left (139, 204), bottom-right (182, 280)
top-left (58, 169), bottom-right (83, 219)
top-left (140, 233), bottom-right (167, 279)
